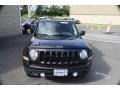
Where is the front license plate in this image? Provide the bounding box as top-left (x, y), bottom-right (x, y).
top-left (54, 69), bottom-right (68, 76)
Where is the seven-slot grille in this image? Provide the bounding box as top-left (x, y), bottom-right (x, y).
top-left (30, 49), bottom-right (88, 67)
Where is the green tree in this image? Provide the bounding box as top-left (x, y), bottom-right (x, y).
top-left (20, 5), bottom-right (28, 16)
top-left (42, 5), bottom-right (50, 16)
top-left (48, 5), bottom-right (56, 16)
top-left (35, 5), bottom-right (70, 17)
top-left (35, 5), bottom-right (44, 16)
top-left (62, 6), bottom-right (69, 16)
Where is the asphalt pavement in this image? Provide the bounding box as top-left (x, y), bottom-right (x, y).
top-left (0, 33), bottom-right (120, 85)
top-left (76, 24), bottom-right (120, 36)
top-left (84, 33), bottom-right (120, 44)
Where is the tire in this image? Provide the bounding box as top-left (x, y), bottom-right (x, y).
top-left (26, 72), bottom-right (33, 77)
top-left (26, 72), bottom-right (41, 77)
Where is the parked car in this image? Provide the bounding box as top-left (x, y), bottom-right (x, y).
top-left (67, 18), bottom-right (80, 24)
top-left (38, 16), bottom-right (49, 20)
top-left (21, 19), bottom-right (36, 34)
top-left (75, 20), bottom-right (80, 24)
top-left (23, 19), bottom-right (92, 77)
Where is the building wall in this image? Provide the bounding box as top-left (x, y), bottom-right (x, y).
top-left (70, 5), bottom-right (120, 25)
top-left (0, 5), bottom-right (20, 37)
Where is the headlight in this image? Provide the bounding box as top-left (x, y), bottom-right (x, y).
top-left (29, 50), bottom-right (38, 60)
top-left (80, 50), bottom-right (88, 59)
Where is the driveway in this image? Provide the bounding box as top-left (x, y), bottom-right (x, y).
top-left (0, 34), bottom-right (120, 85)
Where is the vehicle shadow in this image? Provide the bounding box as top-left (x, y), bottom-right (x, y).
top-left (0, 34), bottom-right (31, 74)
top-left (46, 44), bottom-right (111, 84)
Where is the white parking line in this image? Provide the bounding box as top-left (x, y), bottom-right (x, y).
top-left (95, 71), bottom-right (111, 80)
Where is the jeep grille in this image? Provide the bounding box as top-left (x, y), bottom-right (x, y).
top-left (30, 49), bottom-right (88, 68)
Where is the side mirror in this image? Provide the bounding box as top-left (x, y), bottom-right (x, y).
top-left (80, 30), bottom-right (85, 36)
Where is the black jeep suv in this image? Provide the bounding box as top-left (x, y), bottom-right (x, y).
top-left (23, 19), bottom-right (92, 77)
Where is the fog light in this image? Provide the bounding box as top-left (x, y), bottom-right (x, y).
top-left (73, 72), bottom-right (78, 77)
top-left (23, 56), bottom-right (29, 61)
top-left (40, 73), bottom-right (45, 77)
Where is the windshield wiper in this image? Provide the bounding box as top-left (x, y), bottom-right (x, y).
top-left (35, 34), bottom-right (50, 36)
top-left (52, 34), bottom-right (73, 37)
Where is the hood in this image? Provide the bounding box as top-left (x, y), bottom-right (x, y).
top-left (30, 37), bottom-right (90, 49)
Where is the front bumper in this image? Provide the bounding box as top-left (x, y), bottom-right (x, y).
top-left (24, 60), bottom-right (92, 77)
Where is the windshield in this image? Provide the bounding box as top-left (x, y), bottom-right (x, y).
top-left (36, 21), bottom-right (78, 37)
